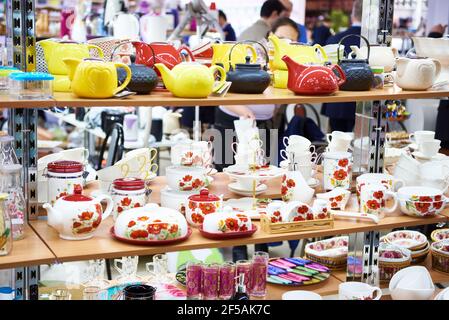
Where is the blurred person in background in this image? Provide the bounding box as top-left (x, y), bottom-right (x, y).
top-left (271, 17), bottom-right (300, 41)
top-left (218, 9), bottom-right (236, 41)
top-left (238, 0), bottom-right (286, 42)
top-left (279, 0), bottom-right (308, 43)
top-left (321, 0), bottom-right (363, 132)
top-left (312, 15), bottom-right (333, 46)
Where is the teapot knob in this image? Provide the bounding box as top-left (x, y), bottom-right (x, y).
top-left (74, 184), bottom-right (82, 195)
top-left (245, 56), bottom-right (251, 64)
top-left (350, 52), bottom-right (357, 59)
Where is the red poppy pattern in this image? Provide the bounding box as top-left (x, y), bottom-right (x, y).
top-left (270, 210), bottom-right (282, 223)
top-left (125, 216), bottom-right (182, 240)
top-left (217, 215), bottom-right (251, 233)
top-left (325, 157), bottom-right (351, 189)
top-left (72, 205), bottom-right (103, 235)
top-left (281, 174), bottom-right (296, 202)
top-left (114, 193), bottom-right (146, 219)
top-left (187, 201), bottom-right (221, 226)
top-left (403, 194), bottom-right (446, 217)
top-left (178, 175), bottom-right (205, 191)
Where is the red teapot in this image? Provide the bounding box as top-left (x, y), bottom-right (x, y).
top-left (282, 55), bottom-right (346, 95)
top-left (132, 41), bottom-right (195, 71)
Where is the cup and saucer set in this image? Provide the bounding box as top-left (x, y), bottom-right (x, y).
top-left (409, 130), bottom-right (447, 161)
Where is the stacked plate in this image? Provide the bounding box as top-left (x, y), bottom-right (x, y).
top-left (383, 230), bottom-right (430, 264)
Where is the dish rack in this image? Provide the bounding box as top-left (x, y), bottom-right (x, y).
top-left (260, 215), bottom-right (334, 234)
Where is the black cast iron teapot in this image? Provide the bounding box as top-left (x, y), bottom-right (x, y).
top-left (226, 41), bottom-right (271, 94)
top-left (337, 34), bottom-right (374, 91)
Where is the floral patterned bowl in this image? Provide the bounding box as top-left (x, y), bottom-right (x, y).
top-left (113, 203), bottom-right (188, 241)
top-left (431, 229), bottom-right (449, 242)
top-left (397, 186), bottom-right (445, 202)
top-left (397, 185), bottom-right (447, 217)
top-left (431, 240), bottom-right (449, 273)
top-left (384, 230), bottom-right (428, 251)
top-left (305, 236), bottom-right (349, 258)
top-left (202, 208), bottom-right (252, 234)
top-left (166, 166), bottom-right (208, 192)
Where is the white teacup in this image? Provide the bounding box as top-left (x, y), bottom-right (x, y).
top-left (419, 139), bottom-right (441, 158)
top-left (410, 131), bottom-right (435, 145)
top-left (280, 149), bottom-right (317, 164)
top-left (283, 135), bottom-right (311, 150)
top-left (327, 131), bottom-right (352, 153)
top-left (339, 282), bottom-right (382, 300)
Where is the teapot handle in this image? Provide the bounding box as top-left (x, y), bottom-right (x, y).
top-left (228, 40), bottom-right (269, 71)
top-left (331, 64), bottom-right (347, 86)
top-left (87, 44), bottom-right (104, 59)
top-left (113, 63), bottom-right (132, 95)
top-left (313, 44), bottom-right (328, 63)
top-left (178, 45), bottom-right (196, 62)
top-left (95, 194), bottom-right (113, 221)
top-left (337, 34), bottom-right (371, 63)
top-left (210, 65), bottom-right (227, 93)
top-left (432, 58), bottom-right (442, 79)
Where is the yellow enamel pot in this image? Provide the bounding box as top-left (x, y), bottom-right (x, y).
top-left (269, 34), bottom-right (328, 70)
top-left (155, 62), bottom-right (226, 98)
top-left (63, 58), bottom-right (131, 99)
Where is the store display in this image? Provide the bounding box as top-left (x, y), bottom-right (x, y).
top-left (389, 266), bottom-right (435, 300)
top-left (349, 44), bottom-right (398, 73)
top-left (267, 257), bottom-right (330, 286)
top-left (379, 243), bottom-right (411, 282)
top-left (283, 56), bottom-right (346, 95)
top-left (111, 178), bottom-right (148, 221)
top-left (316, 188), bottom-right (351, 210)
top-left (155, 62), bottom-right (226, 98)
top-left (338, 282), bottom-right (382, 300)
top-left (431, 239), bottom-right (449, 273)
top-left (0, 165), bottom-right (26, 240)
top-left (226, 42), bottom-right (270, 94)
top-left (9, 72), bottom-right (54, 100)
top-left (63, 58), bottom-right (131, 98)
top-left (0, 194), bottom-right (12, 256)
top-left (337, 35), bottom-right (374, 91)
top-left (359, 183), bottom-right (398, 216)
top-left (269, 34), bottom-right (328, 70)
top-left (305, 237), bottom-right (348, 270)
top-left (46, 160), bottom-right (85, 205)
top-left (43, 186), bottom-right (113, 240)
top-left (322, 152), bottom-right (352, 191)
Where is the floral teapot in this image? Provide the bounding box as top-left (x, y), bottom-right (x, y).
top-left (43, 186), bottom-right (113, 240)
top-left (63, 58), bottom-right (131, 98)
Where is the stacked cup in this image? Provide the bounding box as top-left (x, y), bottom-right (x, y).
top-left (233, 137), bottom-right (266, 168)
top-left (411, 131), bottom-right (441, 159)
top-left (280, 135), bottom-right (317, 183)
top-left (326, 131), bottom-right (353, 153)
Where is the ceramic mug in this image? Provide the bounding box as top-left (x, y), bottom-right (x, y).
top-left (410, 131), bottom-right (435, 145)
top-left (172, 141), bottom-right (212, 166)
top-left (283, 135), bottom-right (312, 150)
top-left (339, 282), bottom-right (382, 300)
top-left (419, 139), bottom-right (441, 158)
top-left (356, 173), bottom-right (404, 198)
top-left (326, 131), bottom-right (352, 153)
top-left (323, 152), bottom-right (352, 191)
top-left (280, 149), bottom-right (317, 164)
top-left (360, 183), bottom-right (398, 217)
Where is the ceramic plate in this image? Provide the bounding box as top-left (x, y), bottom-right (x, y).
top-left (267, 257), bottom-right (330, 286)
top-left (223, 197), bottom-right (272, 219)
top-left (228, 182), bottom-right (268, 196)
top-left (224, 165), bottom-right (285, 179)
top-left (305, 237), bottom-right (349, 258)
top-left (110, 227), bottom-right (192, 246)
top-left (198, 224), bottom-right (257, 240)
top-left (384, 230), bottom-right (428, 249)
top-left (412, 151), bottom-right (447, 161)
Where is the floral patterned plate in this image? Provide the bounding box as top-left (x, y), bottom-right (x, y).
top-left (198, 224), bottom-right (257, 240)
top-left (384, 230), bottom-right (428, 250)
top-left (431, 229), bottom-right (449, 242)
top-left (110, 227), bottom-right (192, 246)
top-left (267, 257), bottom-right (330, 286)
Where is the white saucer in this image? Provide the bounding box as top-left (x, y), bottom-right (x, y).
top-left (412, 151), bottom-right (447, 161)
top-left (228, 182), bottom-right (268, 196)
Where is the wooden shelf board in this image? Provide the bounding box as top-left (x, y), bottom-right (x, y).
top-left (30, 211), bottom-right (447, 263)
top-left (0, 224), bottom-right (55, 269)
top-left (3, 86), bottom-right (449, 108)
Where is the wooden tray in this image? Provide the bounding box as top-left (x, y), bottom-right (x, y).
top-left (260, 215), bottom-right (334, 234)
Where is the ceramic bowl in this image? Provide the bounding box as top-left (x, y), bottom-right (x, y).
top-left (202, 208), bottom-right (252, 234)
top-left (282, 290), bottom-right (322, 300)
top-left (389, 266), bottom-right (435, 300)
top-left (114, 203), bottom-right (188, 241)
top-left (431, 229), bottom-right (449, 242)
top-left (411, 241), bottom-right (430, 263)
top-left (305, 236), bottom-right (348, 258)
top-left (431, 239), bottom-right (449, 255)
top-left (316, 188), bottom-right (351, 210)
top-left (165, 166), bottom-right (208, 192)
top-left (379, 242), bottom-right (411, 262)
top-left (160, 186), bottom-right (196, 214)
top-left (398, 198), bottom-right (446, 217)
top-left (384, 230), bottom-right (428, 251)
top-left (397, 186), bottom-right (444, 202)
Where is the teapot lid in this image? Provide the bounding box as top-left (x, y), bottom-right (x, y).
top-left (47, 160), bottom-right (84, 173)
top-left (234, 56), bottom-right (262, 70)
top-left (188, 188), bottom-right (220, 202)
top-left (62, 185), bottom-right (92, 202)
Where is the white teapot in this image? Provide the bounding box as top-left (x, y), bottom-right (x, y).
top-left (396, 57), bottom-right (441, 90)
top-left (43, 186), bottom-right (113, 240)
top-left (350, 45), bottom-right (398, 72)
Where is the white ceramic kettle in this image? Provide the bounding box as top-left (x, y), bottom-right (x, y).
top-left (396, 57), bottom-right (441, 90)
top-left (350, 45), bottom-right (398, 72)
top-left (43, 186), bottom-right (113, 240)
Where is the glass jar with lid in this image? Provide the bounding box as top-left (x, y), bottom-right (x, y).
top-left (0, 193), bottom-right (12, 256)
top-left (0, 67), bottom-right (21, 94)
top-left (0, 164), bottom-right (26, 240)
top-left (0, 136), bottom-right (19, 166)
top-left (9, 72), bottom-right (54, 100)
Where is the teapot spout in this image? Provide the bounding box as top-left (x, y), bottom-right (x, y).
top-left (282, 55), bottom-right (306, 77)
top-left (155, 63), bottom-right (175, 92)
top-left (43, 203), bottom-right (60, 229)
top-left (62, 58), bottom-right (81, 81)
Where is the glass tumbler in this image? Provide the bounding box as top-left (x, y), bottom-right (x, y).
top-left (202, 263), bottom-right (219, 300)
top-left (236, 260), bottom-right (252, 293)
top-left (219, 262), bottom-right (235, 300)
top-left (250, 251), bottom-right (269, 297)
top-left (186, 261), bottom-right (202, 300)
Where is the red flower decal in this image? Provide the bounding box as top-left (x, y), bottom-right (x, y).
top-left (169, 224), bottom-right (179, 234)
top-left (134, 203), bottom-right (141, 208)
top-left (335, 195), bottom-right (343, 202)
top-left (334, 169), bottom-right (347, 181)
top-left (282, 175), bottom-right (287, 183)
top-left (293, 216), bottom-right (305, 222)
top-left (373, 191), bottom-right (384, 200)
top-left (183, 175), bottom-right (193, 182)
top-left (415, 202), bottom-right (431, 213)
top-left (117, 206), bottom-right (123, 213)
top-left (331, 202), bottom-right (338, 208)
top-left (435, 195), bottom-right (442, 201)
top-left (306, 213), bottom-right (314, 220)
top-left (130, 230), bottom-right (149, 239)
top-left (121, 197), bottom-right (132, 206)
top-left (92, 215), bottom-right (102, 228)
top-left (273, 211), bottom-right (281, 217)
top-left (297, 205), bottom-right (309, 214)
top-left (199, 202), bottom-right (216, 215)
top-left (419, 196), bottom-right (432, 202)
top-left (73, 222), bottom-right (81, 228)
top-left (338, 159), bottom-right (349, 167)
top-left (281, 186), bottom-right (288, 196)
top-left (188, 201), bottom-right (197, 210)
top-left (147, 224), bottom-right (162, 234)
top-left (128, 220), bottom-right (136, 228)
top-left (95, 204), bottom-right (102, 215)
top-left (434, 201), bottom-right (443, 210)
top-left (138, 216), bottom-right (149, 221)
top-left (225, 218), bottom-right (239, 231)
top-left (240, 224), bottom-right (248, 232)
top-left (286, 179), bottom-right (296, 188)
top-left (79, 211), bottom-right (94, 221)
top-left (366, 200), bottom-right (380, 210)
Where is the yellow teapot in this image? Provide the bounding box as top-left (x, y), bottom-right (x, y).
top-left (211, 42), bottom-right (257, 72)
top-left (38, 40), bottom-right (104, 75)
top-left (269, 34), bottom-right (328, 70)
top-left (63, 58), bottom-right (131, 99)
top-left (155, 62), bottom-right (226, 98)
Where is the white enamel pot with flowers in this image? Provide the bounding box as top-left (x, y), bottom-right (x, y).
top-left (43, 185), bottom-right (113, 240)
